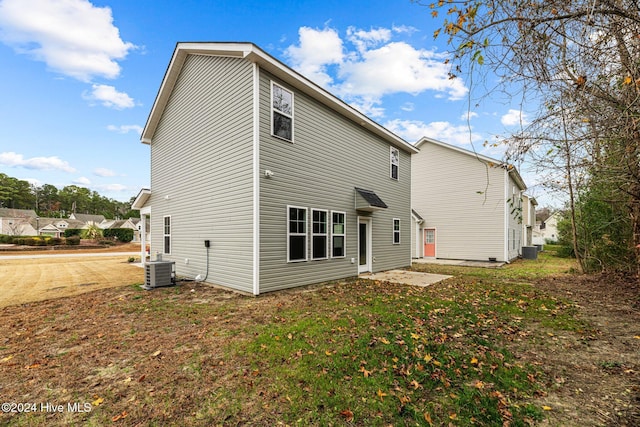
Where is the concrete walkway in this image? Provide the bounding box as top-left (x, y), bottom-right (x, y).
top-left (413, 258), bottom-right (505, 268)
top-left (359, 270), bottom-right (452, 287)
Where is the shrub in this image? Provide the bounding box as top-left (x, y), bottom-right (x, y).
top-left (64, 229), bottom-right (82, 237)
top-left (103, 228), bottom-right (134, 243)
top-left (66, 236), bottom-right (81, 246)
top-left (0, 235), bottom-right (14, 244)
top-left (23, 238), bottom-right (36, 246)
top-left (49, 237), bottom-right (63, 246)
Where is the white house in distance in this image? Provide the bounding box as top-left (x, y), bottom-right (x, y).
top-left (533, 209), bottom-right (560, 245)
top-left (411, 137), bottom-right (529, 262)
top-left (133, 42), bottom-right (418, 295)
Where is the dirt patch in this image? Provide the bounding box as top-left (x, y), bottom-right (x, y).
top-left (0, 252), bottom-right (144, 308)
top-left (528, 273), bottom-right (640, 426)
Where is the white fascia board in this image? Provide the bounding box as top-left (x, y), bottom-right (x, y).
top-left (131, 188), bottom-right (151, 210)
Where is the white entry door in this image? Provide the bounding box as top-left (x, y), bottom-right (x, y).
top-left (358, 217), bottom-right (372, 273)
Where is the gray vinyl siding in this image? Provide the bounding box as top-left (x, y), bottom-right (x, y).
top-left (258, 70), bottom-right (412, 292)
top-left (149, 54), bottom-right (255, 293)
top-left (412, 142), bottom-right (507, 261)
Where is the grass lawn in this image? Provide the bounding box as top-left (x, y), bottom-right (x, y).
top-left (1, 248), bottom-right (636, 426)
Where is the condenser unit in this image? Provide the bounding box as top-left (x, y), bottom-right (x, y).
top-left (143, 261), bottom-right (176, 290)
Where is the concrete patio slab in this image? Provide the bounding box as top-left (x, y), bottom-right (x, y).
top-left (359, 270), bottom-right (452, 287)
top-left (413, 258), bottom-right (505, 268)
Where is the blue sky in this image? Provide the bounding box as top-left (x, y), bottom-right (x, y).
top-left (0, 0), bottom-right (537, 203)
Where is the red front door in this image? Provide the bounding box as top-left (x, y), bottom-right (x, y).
top-left (424, 229), bottom-right (436, 257)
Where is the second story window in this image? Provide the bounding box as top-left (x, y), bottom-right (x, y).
top-left (390, 147), bottom-right (399, 180)
top-left (272, 82), bottom-right (293, 142)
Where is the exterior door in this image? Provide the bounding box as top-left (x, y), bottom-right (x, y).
top-left (424, 228), bottom-right (436, 257)
top-left (358, 218), bottom-right (372, 273)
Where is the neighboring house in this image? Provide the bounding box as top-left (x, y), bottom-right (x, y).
top-left (521, 195), bottom-right (538, 247)
top-left (411, 137), bottom-right (527, 262)
top-left (534, 210), bottom-right (560, 244)
top-left (69, 213), bottom-right (106, 225)
top-left (133, 42), bottom-right (418, 295)
top-left (33, 218), bottom-right (85, 237)
top-left (0, 208), bottom-right (37, 236)
top-left (124, 218), bottom-right (150, 243)
top-left (101, 218), bottom-right (146, 242)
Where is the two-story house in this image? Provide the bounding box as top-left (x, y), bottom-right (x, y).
top-left (411, 137), bottom-right (527, 262)
top-left (133, 42), bottom-right (418, 295)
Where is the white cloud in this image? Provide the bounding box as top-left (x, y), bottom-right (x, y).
top-left (501, 109), bottom-right (530, 127)
top-left (284, 27), bottom-right (343, 88)
top-left (94, 167), bottom-right (116, 177)
top-left (73, 176), bottom-right (91, 186)
top-left (0, 0), bottom-right (136, 82)
top-left (384, 119), bottom-right (482, 146)
top-left (107, 124), bottom-right (143, 134)
top-left (95, 183), bottom-right (127, 192)
top-left (460, 111), bottom-right (479, 121)
top-left (84, 84), bottom-right (134, 109)
top-left (338, 42), bottom-right (466, 100)
top-left (401, 102), bottom-right (414, 112)
top-left (284, 26), bottom-right (468, 118)
top-left (346, 26), bottom-right (392, 53)
top-left (0, 151), bottom-right (75, 172)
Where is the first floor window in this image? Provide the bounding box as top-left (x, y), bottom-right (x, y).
top-left (288, 206), bottom-right (307, 261)
top-left (163, 216), bottom-right (171, 254)
top-left (331, 211), bottom-right (346, 257)
top-left (312, 209), bottom-right (328, 259)
top-left (393, 218), bottom-right (401, 244)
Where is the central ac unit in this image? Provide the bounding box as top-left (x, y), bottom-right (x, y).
top-left (143, 261), bottom-right (176, 290)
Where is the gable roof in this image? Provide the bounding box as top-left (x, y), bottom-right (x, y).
top-left (69, 213), bottom-right (106, 223)
top-left (415, 136), bottom-right (527, 191)
top-left (142, 42), bottom-right (419, 155)
top-left (0, 208), bottom-right (37, 218)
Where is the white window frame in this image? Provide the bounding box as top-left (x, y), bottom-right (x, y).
top-left (287, 205), bottom-right (307, 262)
top-left (163, 215), bottom-right (171, 255)
top-left (271, 81), bottom-right (294, 143)
top-left (393, 218), bottom-right (401, 244)
top-left (390, 146), bottom-right (399, 180)
top-left (311, 209), bottom-right (328, 260)
top-left (331, 211), bottom-right (346, 258)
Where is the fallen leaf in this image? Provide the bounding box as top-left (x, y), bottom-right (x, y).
top-left (111, 411), bottom-right (127, 422)
top-left (542, 405), bottom-right (552, 411)
top-left (92, 397), bottom-right (104, 406)
top-left (410, 379), bottom-right (422, 389)
top-left (380, 337), bottom-right (390, 344)
top-left (470, 357), bottom-right (479, 365)
top-left (359, 366), bottom-right (372, 377)
top-left (339, 409), bottom-right (354, 422)
top-left (1, 355), bottom-right (13, 363)
top-left (376, 389), bottom-right (387, 400)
